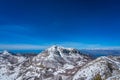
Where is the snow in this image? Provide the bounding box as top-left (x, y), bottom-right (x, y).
top-left (73, 56), bottom-right (120, 80)
top-left (0, 63), bottom-right (20, 80)
top-left (17, 56), bottom-right (26, 63)
top-left (2, 50), bottom-right (10, 55)
top-left (106, 75), bottom-right (120, 80)
top-left (104, 56), bottom-right (120, 69)
top-left (63, 64), bottom-right (75, 69)
top-left (54, 69), bottom-right (66, 75)
top-left (0, 46), bottom-right (120, 80)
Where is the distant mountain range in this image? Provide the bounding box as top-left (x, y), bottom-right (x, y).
top-left (1, 48), bottom-right (120, 58)
top-left (0, 46), bottom-right (120, 80)
top-left (81, 49), bottom-right (120, 58)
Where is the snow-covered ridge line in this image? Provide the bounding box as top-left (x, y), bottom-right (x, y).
top-left (0, 45), bottom-right (120, 80)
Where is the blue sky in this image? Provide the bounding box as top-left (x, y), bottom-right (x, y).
top-left (0, 0), bottom-right (120, 50)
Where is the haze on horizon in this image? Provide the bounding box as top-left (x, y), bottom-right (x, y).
top-left (0, 0), bottom-right (120, 50)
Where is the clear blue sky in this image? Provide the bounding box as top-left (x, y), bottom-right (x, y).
top-left (0, 0), bottom-right (120, 50)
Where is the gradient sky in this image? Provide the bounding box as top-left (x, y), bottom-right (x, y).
top-left (0, 0), bottom-right (120, 50)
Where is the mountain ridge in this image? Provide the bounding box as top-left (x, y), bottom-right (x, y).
top-left (0, 45), bottom-right (120, 80)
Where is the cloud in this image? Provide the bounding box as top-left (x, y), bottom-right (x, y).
top-left (0, 44), bottom-right (49, 50)
top-left (53, 42), bottom-right (101, 49)
top-left (0, 42), bottom-right (120, 50)
top-left (52, 42), bottom-right (120, 49)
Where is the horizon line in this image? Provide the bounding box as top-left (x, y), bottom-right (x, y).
top-left (0, 43), bottom-right (120, 50)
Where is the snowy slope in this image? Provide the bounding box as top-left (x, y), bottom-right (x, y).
top-left (73, 56), bottom-right (120, 80)
top-left (0, 50), bottom-right (26, 80)
top-left (19, 45), bottom-right (91, 80)
top-left (0, 46), bottom-right (120, 80)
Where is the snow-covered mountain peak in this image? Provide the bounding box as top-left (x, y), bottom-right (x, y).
top-left (46, 45), bottom-right (79, 54)
top-left (47, 45), bottom-right (64, 51)
top-left (2, 50), bottom-right (11, 55)
top-left (32, 46), bottom-right (91, 70)
top-left (0, 46), bottom-right (120, 80)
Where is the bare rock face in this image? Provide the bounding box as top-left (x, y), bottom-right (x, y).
top-left (0, 46), bottom-right (120, 80)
